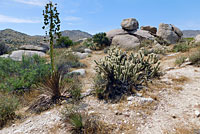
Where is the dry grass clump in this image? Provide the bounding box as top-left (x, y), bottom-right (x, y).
top-left (171, 76), bottom-right (189, 84)
top-left (61, 106), bottom-right (114, 134)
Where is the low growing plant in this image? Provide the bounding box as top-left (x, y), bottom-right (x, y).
top-left (189, 49), bottom-right (200, 65)
top-left (175, 56), bottom-right (187, 66)
top-left (94, 47), bottom-right (160, 101)
top-left (0, 94), bottom-right (19, 128)
top-left (172, 42), bottom-right (190, 52)
top-left (0, 55), bottom-right (51, 92)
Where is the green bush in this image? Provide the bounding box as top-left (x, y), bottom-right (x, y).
top-left (189, 49), bottom-right (200, 65)
top-left (55, 52), bottom-right (86, 75)
top-left (0, 94), bottom-right (19, 128)
top-left (92, 33), bottom-right (110, 50)
top-left (172, 42), bottom-right (190, 52)
top-left (0, 55), bottom-right (51, 92)
top-left (94, 47), bottom-right (160, 101)
top-left (0, 43), bottom-right (9, 55)
top-left (56, 36), bottom-right (73, 48)
top-left (175, 56), bottom-right (187, 66)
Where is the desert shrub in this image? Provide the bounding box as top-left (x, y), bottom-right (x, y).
top-left (155, 37), bottom-right (169, 45)
top-left (0, 55), bottom-right (51, 92)
top-left (72, 45), bottom-right (87, 53)
top-left (172, 42), bottom-right (190, 52)
top-left (94, 47), bottom-right (160, 101)
top-left (92, 33), bottom-right (110, 50)
top-left (189, 49), bottom-right (200, 65)
top-left (0, 94), bottom-right (19, 128)
top-left (0, 43), bottom-right (9, 55)
top-left (175, 56), bottom-right (187, 66)
top-left (55, 36), bottom-right (73, 48)
top-left (68, 78), bottom-right (82, 103)
top-left (83, 38), bottom-right (95, 48)
top-left (62, 106), bottom-right (113, 134)
top-left (55, 52), bottom-right (86, 74)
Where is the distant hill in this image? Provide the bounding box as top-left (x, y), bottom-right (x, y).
top-left (0, 29), bottom-right (92, 46)
top-left (0, 29), bottom-right (43, 46)
top-left (182, 30), bottom-right (200, 38)
top-left (61, 30), bottom-right (92, 41)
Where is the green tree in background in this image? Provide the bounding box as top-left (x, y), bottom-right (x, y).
top-left (93, 32), bottom-right (110, 48)
top-left (42, 1), bottom-right (61, 73)
top-left (56, 36), bottom-right (73, 48)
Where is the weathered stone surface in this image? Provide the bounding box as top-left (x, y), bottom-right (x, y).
top-left (19, 45), bottom-right (49, 53)
top-left (121, 18), bottom-right (139, 31)
top-left (106, 29), bottom-right (129, 40)
top-left (131, 30), bottom-right (155, 40)
top-left (84, 48), bottom-right (92, 53)
top-left (141, 26), bottom-right (157, 34)
top-left (73, 52), bottom-right (89, 59)
top-left (195, 34), bottom-right (200, 43)
top-left (170, 24), bottom-right (183, 37)
top-left (157, 23), bottom-right (180, 44)
top-left (70, 69), bottom-right (86, 76)
top-left (9, 50), bottom-right (46, 61)
top-left (112, 34), bottom-right (140, 49)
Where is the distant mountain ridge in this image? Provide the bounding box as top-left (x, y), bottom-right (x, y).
top-left (182, 30), bottom-right (200, 38)
top-left (61, 30), bottom-right (92, 41)
top-left (0, 29), bottom-right (92, 46)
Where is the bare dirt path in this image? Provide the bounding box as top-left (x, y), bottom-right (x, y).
top-left (138, 65), bottom-right (200, 134)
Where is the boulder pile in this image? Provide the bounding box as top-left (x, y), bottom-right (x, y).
top-left (0, 43), bottom-right (49, 61)
top-left (106, 18), bottom-right (183, 49)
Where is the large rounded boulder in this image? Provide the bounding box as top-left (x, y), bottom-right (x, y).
top-left (157, 23), bottom-right (182, 44)
top-left (106, 29), bottom-right (129, 40)
top-left (121, 18), bottom-right (139, 31)
top-left (112, 35), bottom-right (140, 49)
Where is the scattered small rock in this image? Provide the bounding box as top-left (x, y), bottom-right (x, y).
top-left (70, 69), bottom-right (86, 76)
top-left (84, 48), bottom-right (92, 53)
top-left (127, 96), bottom-right (135, 101)
top-left (73, 52), bottom-right (89, 59)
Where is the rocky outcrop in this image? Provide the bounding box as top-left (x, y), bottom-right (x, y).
top-left (157, 23), bottom-right (182, 44)
top-left (140, 26), bottom-right (157, 35)
top-left (9, 50), bottom-right (46, 61)
top-left (112, 35), bottom-right (140, 49)
top-left (106, 18), bottom-right (157, 49)
top-left (19, 45), bottom-right (49, 53)
top-left (106, 18), bottom-right (182, 48)
top-left (132, 30), bottom-right (155, 40)
top-left (121, 18), bottom-right (139, 31)
top-left (106, 29), bottom-right (129, 40)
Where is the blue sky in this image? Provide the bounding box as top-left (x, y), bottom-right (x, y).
top-left (0, 0), bottom-right (200, 35)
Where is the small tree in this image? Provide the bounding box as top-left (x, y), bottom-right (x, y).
top-left (93, 32), bottom-right (110, 48)
top-left (42, 1), bottom-right (61, 73)
top-left (56, 36), bottom-right (73, 48)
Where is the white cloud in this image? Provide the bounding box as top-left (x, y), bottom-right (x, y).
top-left (0, 14), bottom-right (41, 23)
top-left (13, 0), bottom-right (47, 7)
top-left (64, 16), bottom-right (82, 21)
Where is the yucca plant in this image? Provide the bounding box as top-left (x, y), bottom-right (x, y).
top-left (38, 70), bottom-right (67, 100)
